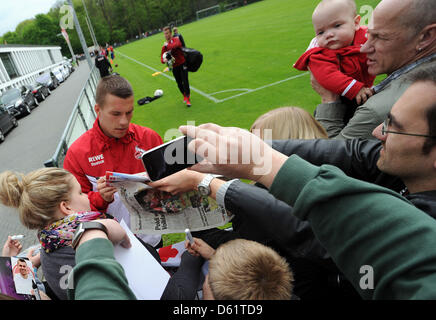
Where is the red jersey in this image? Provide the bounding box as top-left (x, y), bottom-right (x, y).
top-left (161, 36), bottom-right (185, 67)
top-left (63, 119), bottom-right (163, 211)
top-left (294, 26), bottom-right (375, 100)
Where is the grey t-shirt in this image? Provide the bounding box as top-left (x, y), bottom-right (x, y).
top-left (41, 246), bottom-right (76, 300)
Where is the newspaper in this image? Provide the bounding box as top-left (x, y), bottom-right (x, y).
top-left (106, 171), bottom-right (233, 234)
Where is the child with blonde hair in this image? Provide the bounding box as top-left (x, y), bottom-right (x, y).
top-left (187, 238), bottom-right (294, 300)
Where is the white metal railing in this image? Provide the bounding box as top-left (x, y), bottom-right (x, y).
top-left (44, 66), bottom-right (100, 168)
top-left (0, 61), bottom-right (66, 92)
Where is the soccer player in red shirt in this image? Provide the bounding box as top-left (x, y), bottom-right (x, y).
top-left (161, 26), bottom-right (191, 107)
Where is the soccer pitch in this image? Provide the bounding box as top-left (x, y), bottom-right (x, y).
top-left (113, 0), bottom-right (380, 244)
top-left (114, 0), bottom-right (380, 140)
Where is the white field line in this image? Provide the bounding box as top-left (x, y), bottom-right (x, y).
top-left (210, 88), bottom-right (252, 96)
top-left (116, 50), bottom-right (309, 103)
top-left (217, 73), bottom-right (309, 103)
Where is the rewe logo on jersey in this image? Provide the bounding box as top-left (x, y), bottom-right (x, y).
top-left (135, 146), bottom-right (147, 160)
top-left (89, 154), bottom-right (105, 166)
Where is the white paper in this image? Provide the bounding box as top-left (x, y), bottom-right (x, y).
top-left (90, 172), bottom-right (233, 235)
top-left (86, 174), bottom-right (162, 247)
top-left (114, 174), bottom-right (234, 234)
top-left (113, 220), bottom-right (170, 300)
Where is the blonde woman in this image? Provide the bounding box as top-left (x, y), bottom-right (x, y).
top-left (0, 168), bottom-right (116, 300)
top-left (250, 106), bottom-right (328, 140)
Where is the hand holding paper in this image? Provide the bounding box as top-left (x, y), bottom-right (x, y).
top-left (104, 170), bottom-right (233, 235)
top-left (96, 219), bottom-right (132, 249)
top-left (97, 176), bottom-right (117, 203)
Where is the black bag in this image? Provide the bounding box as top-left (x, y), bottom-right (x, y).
top-left (182, 47), bottom-right (203, 72)
top-left (137, 95), bottom-right (160, 105)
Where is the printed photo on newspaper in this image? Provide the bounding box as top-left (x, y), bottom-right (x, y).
top-left (106, 171), bottom-right (233, 234)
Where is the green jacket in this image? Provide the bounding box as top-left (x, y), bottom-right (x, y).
top-left (270, 155), bottom-right (436, 299)
top-left (68, 238), bottom-right (137, 300)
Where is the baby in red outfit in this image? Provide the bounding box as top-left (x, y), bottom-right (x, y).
top-left (294, 0), bottom-right (375, 106)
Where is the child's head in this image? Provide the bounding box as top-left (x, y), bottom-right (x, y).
top-left (207, 239), bottom-right (293, 300)
top-left (0, 168), bottom-right (90, 229)
top-left (250, 106), bottom-right (328, 140)
top-left (312, 0), bottom-right (360, 50)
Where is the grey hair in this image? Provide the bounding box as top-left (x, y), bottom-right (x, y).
top-left (402, 0), bottom-right (436, 36)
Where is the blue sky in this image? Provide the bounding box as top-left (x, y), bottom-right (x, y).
top-left (0, 0), bottom-right (59, 36)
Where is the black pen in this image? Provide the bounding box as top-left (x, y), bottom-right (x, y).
top-left (32, 280), bottom-right (41, 300)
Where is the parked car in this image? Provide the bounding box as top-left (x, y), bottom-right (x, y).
top-left (0, 105), bottom-right (18, 143)
top-left (22, 83), bottom-right (51, 103)
top-left (36, 71), bottom-right (59, 90)
top-left (19, 86), bottom-right (40, 109)
top-left (0, 87), bottom-right (38, 118)
top-left (51, 66), bottom-right (65, 83)
top-left (63, 60), bottom-right (75, 73)
top-left (60, 64), bottom-right (70, 79)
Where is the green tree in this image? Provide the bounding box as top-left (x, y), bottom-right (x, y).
top-left (111, 29), bottom-right (126, 43)
top-left (2, 31), bottom-right (21, 44)
top-left (1, 0), bottom-right (235, 49)
top-left (15, 20), bottom-right (34, 40)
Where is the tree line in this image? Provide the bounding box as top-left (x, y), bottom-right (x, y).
top-left (0, 0), bottom-right (253, 57)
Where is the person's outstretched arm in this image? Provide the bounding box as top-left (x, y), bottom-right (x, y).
top-left (70, 238), bottom-right (136, 300)
top-left (270, 155), bottom-right (436, 300)
top-left (180, 123), bottom-right (436, 300)
top-left (68, 220), bottom-right (135, 300)
top-left (271, 138), bottom-right (383, 182)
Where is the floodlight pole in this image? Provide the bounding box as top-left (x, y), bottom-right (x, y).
top-left (58, 31), bottom-right (77, 66)
top-left (67, 0), bottom-right (93, 69)
top-left (82, 0), bottom-right (99, 49)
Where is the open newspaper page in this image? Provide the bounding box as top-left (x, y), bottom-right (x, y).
top-left (106, 171), bottom-right (234, 234)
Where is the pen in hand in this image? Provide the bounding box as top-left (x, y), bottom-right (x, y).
top-left (185, 228), bottom-right (194, 245)
top-left (32, 280), bottom-right (41, 300)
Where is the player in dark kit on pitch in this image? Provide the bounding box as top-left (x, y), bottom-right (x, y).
top-left (161, 26), bottom-right (191, 107)
top-left (95, 50), bottom-right (113, 78)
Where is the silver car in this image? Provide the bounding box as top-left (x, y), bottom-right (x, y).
top-left (51, 66), bottom-right (65, 83)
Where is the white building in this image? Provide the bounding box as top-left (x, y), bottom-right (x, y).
top-left (0, 44), bottom-right (64, 93)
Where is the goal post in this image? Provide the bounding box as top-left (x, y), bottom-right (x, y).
top-left (196, 4), bottom-right (221, 20)
top-left (224, 2), bottom-right (239, 11)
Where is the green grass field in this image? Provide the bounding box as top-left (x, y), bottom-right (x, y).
top-left (113, 0), bottom-right (381, 245)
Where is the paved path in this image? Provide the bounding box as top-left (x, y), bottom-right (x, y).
top-left (0, 63), bottom-right (92, 250)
